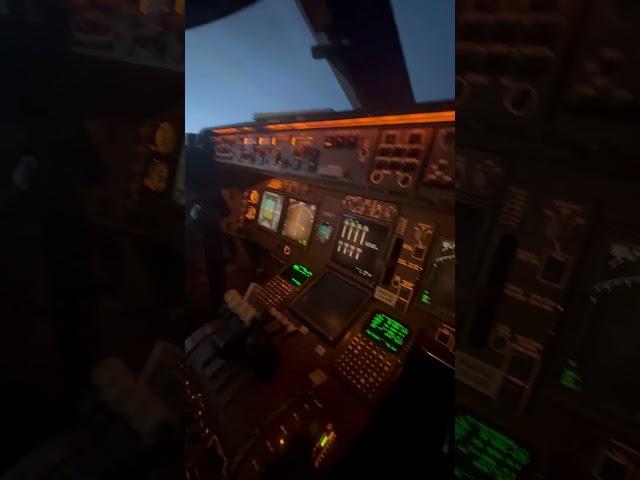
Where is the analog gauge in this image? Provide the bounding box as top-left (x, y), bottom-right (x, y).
top-left (249, 190), bottom-right (260, 204)
top-left (245, 206), bottom-right (257, 221)
top-left (281, 200), bottom-right (317, 247)
top-left (155, 122), bottom-right (177, 154)
top-left (143, 159), bottom-right (169, 192)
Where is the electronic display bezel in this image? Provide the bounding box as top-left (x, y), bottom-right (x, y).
top-left (279, 196), bottom-right (319, 249)
top-left (256, 189), bottom-right (286, 233)
top-left (289, 271), bottom-right (370, 343)
top-left (551, 231), bottom-right (640, 425)
top-left (329, 212), bottom-right (393, 285)
top-left (415, 236), bottom-right (455, 323)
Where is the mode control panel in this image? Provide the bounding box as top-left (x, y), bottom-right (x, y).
top-left (214, 129), bottom-right (378, 186)
top-left (369, 128), bottom-right (433, 192)
top-left (210, 111), bottom-right (454, 198)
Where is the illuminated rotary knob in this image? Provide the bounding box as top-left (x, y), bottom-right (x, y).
top-left (249, 190), bottom-right (260, 204)
top-left (245, 206), bottom-right (257, 220)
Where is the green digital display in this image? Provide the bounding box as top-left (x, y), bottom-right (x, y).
top-left (421, 290), bottom-right (432, 305)
top-left (282, 263), bottom-right (313, 287)
top-left (455, 414), bottom-right (532, 480)
top-left (560, 359), bottom-right (584, 393)
top-left (364, 311), bottom-right (410, 353)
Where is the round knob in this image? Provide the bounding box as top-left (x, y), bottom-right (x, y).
top-left (370, 170), bottom-right (384, 184)
top-left (491, 333), bottom-right (510, 353)
top-left (504, 83), bottom-right (538, 116)
top-left (397, 173), bottom-right (413, 189)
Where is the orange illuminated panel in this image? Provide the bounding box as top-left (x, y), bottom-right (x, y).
top-left (266, 179), bottom-right (284, 190)
top-left (212, 127), bottom-right (242, 134)
top-left (212, 112), bottom-right (454, 134)
top-left (264, 112), bottom-right (454, 131)
top-left (291, 135), bottom-right (314, 146)
top-left (212, 127), bottom-right (256, 134)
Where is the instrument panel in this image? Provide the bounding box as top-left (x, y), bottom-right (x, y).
top-left (210, 111), bottom-right (455, 210)
top-left (184, 110), bottom-right (455, 477)
top-left (210, 110), bottom-right (456, 358)
top-left (232, 177), bottom-right (454, 345)
top-left (454, 148), bottom-right (640, 477)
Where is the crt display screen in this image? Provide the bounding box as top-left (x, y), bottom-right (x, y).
top-left (364, 311), bottom-right (410, 353)
top-left (290, 272), bottom-right (369, 342)
top-left (558, 240), bottom-right (640, 422)
top-left (332, 215), bottom-right (389, 280)
top-left (420, 239), bottom-right (455, 320)
top-left (258, 191), bottom-right (285, 232)
top-left (455, 413), bottom-right (532, 480)
top-left (281, 263), bottom-right (313, 287)
top-left (281, 199), bottom-right (317, 247)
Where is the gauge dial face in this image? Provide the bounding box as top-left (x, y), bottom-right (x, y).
top-left (249, 190), bottom-right (260, 204)
top-left (143, 159), bottom-right (169, 192)
top-left (561, 240), bottom-right (640, 419)
top-left (245, 206), bottom-right (257, 221)
top-left (155, 122), bottom-right (177, 154)
top-left (419, 239), bottom-right (455, 321)
top-left (281, 200), bottom-right (317, 247)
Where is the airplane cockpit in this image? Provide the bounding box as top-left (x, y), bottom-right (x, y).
top-left (183, 1), bottom-right (455, 478)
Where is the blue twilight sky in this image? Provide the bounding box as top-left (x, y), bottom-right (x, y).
top-left (185, 0), bottom-right (454, 133)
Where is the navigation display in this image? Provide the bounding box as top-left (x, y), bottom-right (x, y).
top-left (364, 311), bottom-right (410, 353)
top-left (257, 191), bottom-right (285, 232)
top-left (558, 239), bottom-right (640, 422)
top-left (419, 239), bottom-right (455, 321)
top-left (332, 215), bottom-right (389, 280)
top-left (281, 199), bottom-right (317, 247)
top-left (455, 413), bottom-right (532, 480)
top-left (290, 272), bottom-right (369, 342)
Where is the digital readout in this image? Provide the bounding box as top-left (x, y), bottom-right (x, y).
top-left (364, 311), bottom-right (410, 353)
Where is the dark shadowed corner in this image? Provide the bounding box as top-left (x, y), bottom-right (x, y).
top-left (455, 0), bottom-right (640, 478)
top-left (1, 0), bottom-right (184, 477)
